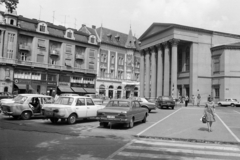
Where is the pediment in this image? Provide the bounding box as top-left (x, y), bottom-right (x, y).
top-left (139, 23), bottom-right (172, 40)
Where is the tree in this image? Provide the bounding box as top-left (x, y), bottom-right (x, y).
top-left (0, 0), bottom-right (19, 13)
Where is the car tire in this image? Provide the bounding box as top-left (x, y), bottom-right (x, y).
top-left (148, 109), bottom-right (151, 113)
top-left (50, 118), bottom-right (59, 124)
top-left (142, 114), bottom-right (147, 123)
top-left (21, 111), bottom-right (32, 120)
top-left (99, 122), bottom-right (108, 128)
top-left (128, 118), bottom-right (134, 128)
top-left (67, 114), bottom-right (77, 124)
top-left (218, 103), bottom-right (222, 106)
top-left (231, 103), bottom-right (235, 107)
top-left (172, 106), bottom-right (174, 110)
top-left (61, 118), bottom-right (66, 123)
top-left (12, 115), bottom-right (19, 119)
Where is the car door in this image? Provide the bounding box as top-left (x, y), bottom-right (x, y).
top-left (131, 101), bottom-right (141, 121)
top-left (86, 98), bottom-right (98, 117)
top-left (75, 98), bottom-right (87, 118)
top-left (135, 101), bottom-right (145, 120)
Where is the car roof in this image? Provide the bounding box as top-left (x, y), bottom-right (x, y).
top-left (18, 94), bottom-right (52, 98)
top-left (59, 96), bottom-right (90, 98)
top-left (109, 99), bottom-right (138, 102)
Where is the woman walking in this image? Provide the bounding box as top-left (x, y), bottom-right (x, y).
top-left (203, 97), bottom-right (216, 132)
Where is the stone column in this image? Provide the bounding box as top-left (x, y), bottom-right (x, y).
top-left (190, 42), bottom-right (198, 99)
top-left (150, 46), bottom-right (157, 100)
top-left (157, 44), bottom-right (163, 97)
top-left (144, 49), bottom-right (150, 98)
top-left (163, 42), bottom-right (170, 96)
top-left (170, 39), bottom-right (180, 99)
top-left (140, 50), bottom-right (145, 97)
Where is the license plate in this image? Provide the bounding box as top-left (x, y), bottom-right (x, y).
top-left (45, 111), bottom-right (53, 116)
top-left (107, 115), bottom-right (115, 118)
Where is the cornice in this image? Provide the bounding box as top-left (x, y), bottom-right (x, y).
top-left (211, 45), bottom-right (240, 52)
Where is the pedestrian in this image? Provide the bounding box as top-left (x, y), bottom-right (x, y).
top-left (208, 95), bottom-right (211, 101)
top-left (197, 94), bottom-right (201, 107)
top-left (185, 95), bottom-right (189, 107)
top-left (202, 97), bottom-right (216, 132)
top-left (192, 94), bottom-right (195, 106)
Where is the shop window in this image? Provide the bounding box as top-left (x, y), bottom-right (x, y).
top-left (32, 73), bottom-right (41, 80)
top-left (215, 88), bottom-right (220, 98)
top-left (20, 52), bottom-right (27, 61)
top-left (59, 75), bottom-right (70, 82)
top-left (37, 54), bottom-right (44, 63)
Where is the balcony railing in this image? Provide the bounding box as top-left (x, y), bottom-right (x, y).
top-left (0, 57), bottom-right (97, 74)
top-left (19, 44), bottom-right (31, 51)
top-left (50, 49), bottom-right (60, 56)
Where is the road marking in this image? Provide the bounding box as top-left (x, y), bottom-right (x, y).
top-left (134, 139), bottom-right (240, 151)
top-left (105, 140), bottom-right (133, 160)
top-left (136, 108), bottom-right (182, 136)
top-left (215, 113), bottom-right (240, 142)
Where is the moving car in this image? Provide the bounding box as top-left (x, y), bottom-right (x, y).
top-left (132, 97), bottom-right (156, 113)
top-left (85, 94), bottom-right (104, 104)
top-left (0, 94), bottom-right (53, 120)
top-left (217, 98), bottom-right (240, 107)
top-left (42, 96), bottom-right (105, 124)
top-left (96, 99), bottom-right (148, 128)
top-left (155, 96), bottom-right (175, 109)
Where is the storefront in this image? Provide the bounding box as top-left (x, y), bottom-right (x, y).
top-left (31, 80), bottom-right (47, 94)
top-left (13, 79), bottom-right (33, 94)
top-left (70, 83), bottom-right (86, 96)
top-left (47, 81), bottom-right (57, 97)
top-left (57, 75), bottom-right (73, 94)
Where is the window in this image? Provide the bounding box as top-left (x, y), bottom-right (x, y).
top-left (100, 69), bottom-right (106, 77)
top-left (8, 33), bottom-right (15, 42)
top-left (7, 50), bottom-right (13, 59)
top-left (213, 57), bottom-right (220, 73)
top-left (4, 86), bottom-right (8, 92)
top-left (48, 74), bottom-right (57, 81)
top-left (38, 39), bottom-right (45, 48)
top-left (103, 54), bottom-right (107, 63)
top-left (135, 73), bottom-right (139, 81)
top-left (89, 64), bottom-right (94, 70)
top-left (89, 50), bottom-right (95, 57)
top-left (41, 74), bottom-right (47, 81)
top-left (86, 98), bottom-right (94, 105)
top-left (110, 70), bottom-right (114, 78)
top-left (10, 19), bottom-right (14, 25)
top-left (66, 44), bottom-right (72, 54)
top-left (37, 54), bottom-right (44, 63)
top-left (76, 98), bottom-right (85, 106)
top-left (67, 32), bottom-right (72, 38)
top-left (90, 37), bottom-right (95, 43)
top-left (20, 52), bottom-right (27, 61)
top-left (5, 68), bottom-right (10, 77)
top-left (50, 58), bottom-right (56, 65)
top-left (14, 72), bottom-right (31, 79)
top-left (118, 71), bottom-right (123, 79)
top-left (40, 25), bottom-right (45, 32)
top-left (32, 73), bottom-right (41, 80)
top-left (59, 75), bottom-right (70, 82)
top-left (111, 55), bottom-right (115, 64)
top-left (65, 59), bottom-right (72, 67)
top-left (71, 77), bottom-right (82, 83)
top-left (215, 88), bottom-right (220, 98)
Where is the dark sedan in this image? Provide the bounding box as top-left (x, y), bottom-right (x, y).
top-left (132, 97), bottom-right (156, 113)
top-left (96, 99), bottom-right (148, 128)
top-left (155, 96), bottom-right (175, 109)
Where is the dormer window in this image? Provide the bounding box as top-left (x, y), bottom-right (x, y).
top-left (115, 35), bottom-right (120, 41)
top-left (88, 35), bottom-right (96, 44)
top-left (64, 29), bottom-right (75, 40)
top-left (91, 37), bottom-right (95, 43)
top-left (107, 33), bottom-right (112, 40)
top-left (37, 22), bottom-right (49, 34)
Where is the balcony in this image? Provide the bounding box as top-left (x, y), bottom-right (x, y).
top-left (76, 54), bottom-right (84, 60)
top-left (19, 44), bottom-right (31, 51)
top-left (50, 49), bottom-right (60, 56)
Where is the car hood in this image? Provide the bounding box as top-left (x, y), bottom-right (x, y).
top-left (1, 98), bottom-right (14, 103)
top-left (98, 107), bottom-right (129, 113)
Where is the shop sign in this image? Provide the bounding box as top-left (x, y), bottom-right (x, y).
top-left (71, 83), bottom-right (94, 88)
top-left (47, 82), bottom-right (57, 86)
top-left (32, 80), bottom-right (46, 84)
top-left (58, 82), bottom-right (69, 86)
top-left (14, 79), bottom-right (31, 84)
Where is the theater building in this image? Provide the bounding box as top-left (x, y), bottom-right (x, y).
top-left (139, 23), bottom-right (240, 103)
top-left (0, 10), bottom-right (98, 96)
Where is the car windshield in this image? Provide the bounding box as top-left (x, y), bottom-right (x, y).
top-left (161, 97), bottom-right (173, 101)
top-left (107, 101), bottom-right (130, 108)
top-left (140, 98), bottom-right (148, 103)
top-left (13, 95), bottom-right (27, 103)
top-left (54, 97), bottom-right (74, 105)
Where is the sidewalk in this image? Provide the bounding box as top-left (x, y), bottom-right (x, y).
top-left (135, 107), bottom-right (240, 145)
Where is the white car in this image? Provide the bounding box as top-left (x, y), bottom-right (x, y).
top-left (217, 98), bottom-right (240, 107)
top-left (42, 96), bottom-right (105, 124)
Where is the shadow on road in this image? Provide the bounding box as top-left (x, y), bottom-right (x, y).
top-left (198, 127), bottom-right (209, 132)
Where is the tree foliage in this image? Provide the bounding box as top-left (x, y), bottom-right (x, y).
top-left (0, 0), bottom-right (19, 13)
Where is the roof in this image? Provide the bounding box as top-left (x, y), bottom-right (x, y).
top-left (211, 42), bottom-right (240, 51)
top-left (139, 23), bottom-right (240, 41)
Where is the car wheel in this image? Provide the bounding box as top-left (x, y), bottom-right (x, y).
top-left (12, 115), bottom-right (19, 119)
top-left (21, 111), bottom-right (32, 120)
top-left (142, 114), bottom-right (147, 123)
top-left (172, 106), bottom-right (174, 110)
top-left (218, 103), bottom-right (222, 106)
top-left (231, 103), bottom-right (235, 107)
top-left (129, 118), bottom-right (134, 128)
top-left (99, 122), bottom-right (108, 128)
top-left (148, 109), bottom-right (151, 113)
top-left (50, 118), bottom-right (59, 124)
top-left (67, 114), bottom-right (77, 124)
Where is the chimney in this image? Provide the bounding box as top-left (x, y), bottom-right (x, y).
top-left (82, 24), bottom-right (86, 27)
top-left (92, 25), bottom-right (96, 29)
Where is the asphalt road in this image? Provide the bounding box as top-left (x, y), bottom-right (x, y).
top-left (1, 104), bottom-right (240, 160)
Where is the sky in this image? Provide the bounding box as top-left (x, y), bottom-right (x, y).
top-left (1, 0), bottom-right (240, 38)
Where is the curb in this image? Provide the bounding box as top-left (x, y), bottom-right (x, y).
top-left (133, 135), bottom-right (240, 146)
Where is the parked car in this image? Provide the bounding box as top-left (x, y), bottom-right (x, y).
top-left (155, 96), bottom-right (175, 109)
top-left (0, 92), bottom-right (14, 100)
top-left (42, 96), bottom-right (105, 124)
top-left (96, 99), bottom-right (148, 128)
top-left (60, 93), bottom-right (79, 96)
top-left (217, 98), bottom-right (240, 107)
top-left (0, 94), bottom-right (53, 120)
top-left (84, 94), bottom-right (104, 104)
top-left (131, 97), bottom-right (156, 113)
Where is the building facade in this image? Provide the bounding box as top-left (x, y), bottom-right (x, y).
top-left (139, 23), bottom-right (240, 103)
top-left (80, 25), bottom-right (140, 99)
top-left (0, 10), bottom-right (99, 96)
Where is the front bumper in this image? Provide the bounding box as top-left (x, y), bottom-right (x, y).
top-left (96, 117), bottom-right (129, 123)
top-left (2, 111), bottom-right (13, 116)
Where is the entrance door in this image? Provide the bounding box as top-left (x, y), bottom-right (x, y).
top-left (126, 91), bottom-right (130, 99)
top-left (117, 91), bottom-right (121, 99)
top-left (108, 90), bottom-right (113, 99)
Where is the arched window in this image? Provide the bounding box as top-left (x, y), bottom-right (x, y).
top-left (10, 19), bottom-right (14, 25)
top-left (4, 86), bottom-right (8, 92)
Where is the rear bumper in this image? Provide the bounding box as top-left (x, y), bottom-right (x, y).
top-left (96, 117), bottom-right (129, 123)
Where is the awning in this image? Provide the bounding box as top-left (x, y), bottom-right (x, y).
top-left (84, 88), bottom-right (97, 93)
top-left (71, 87), bottom-right (86, 93)
top-left (15, 84), bottom-right (26, 90)
top-left (58, 86), bottom-right (73, 93)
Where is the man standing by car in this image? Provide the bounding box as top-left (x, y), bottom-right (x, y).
top-left (197, 94), bottom-right (201, 107)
